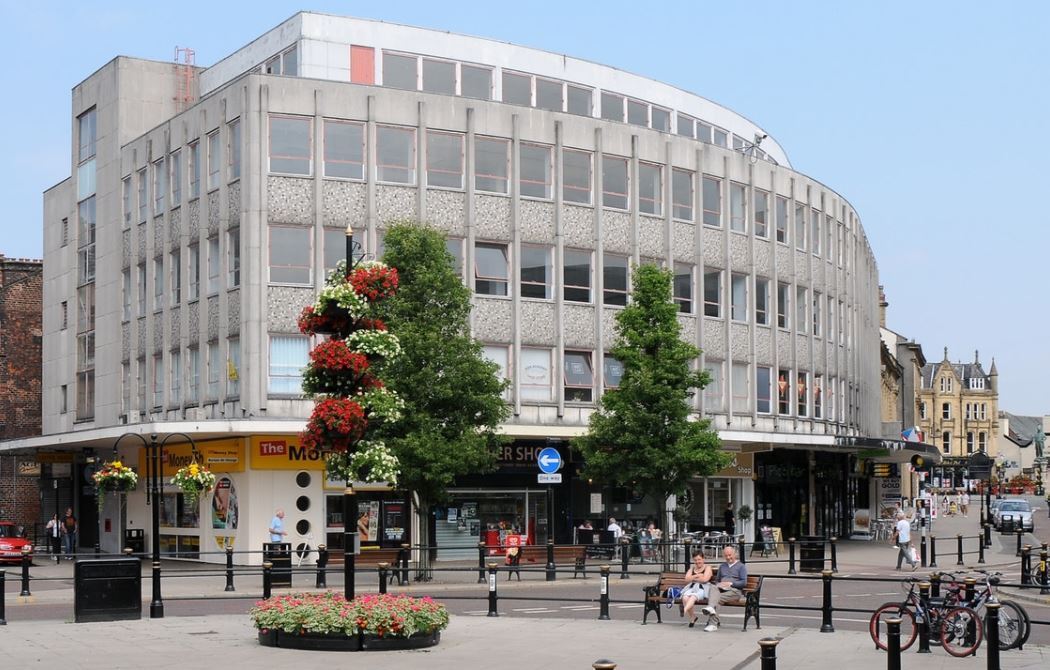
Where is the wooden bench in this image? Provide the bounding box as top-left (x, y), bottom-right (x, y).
top-left (353, 547), bottom-right (408, 585)
top-left (642, 571), bottom-right (763, 630)
top-left (506, 544), bottom-right (587, 580)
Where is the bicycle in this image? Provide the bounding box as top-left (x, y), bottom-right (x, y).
top-left (869, 577), bottom-right (983, 657)
top-left (940, 570), bottom-right (1029, 651)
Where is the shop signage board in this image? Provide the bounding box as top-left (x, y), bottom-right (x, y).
top-left (537, 447), bottom-right (562, 474)
top-left (537, 473), bottom-right (562, 483)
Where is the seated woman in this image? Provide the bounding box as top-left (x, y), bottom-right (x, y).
top-left (682, 551), bottom-right (713, 627)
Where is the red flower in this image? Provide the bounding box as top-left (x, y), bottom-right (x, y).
top-left (348, 266), bottom-right (399, 302)
top-left (300, 398), bottom-right (367, 453)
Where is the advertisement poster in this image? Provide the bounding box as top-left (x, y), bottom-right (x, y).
top-left (383, 502), bottom-right (406, 543)
top-left (212, 476), bottom-right (239, 530)
top-left (357, 501), bottom-right (379, 542)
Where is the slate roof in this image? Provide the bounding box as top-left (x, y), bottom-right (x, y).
top-left (920, 358), bottom-right (991, 389)
top-left (1002, 412), bottom-right (1040, 448)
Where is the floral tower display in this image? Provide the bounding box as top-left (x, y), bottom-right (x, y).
top-left (297, 255), bottom-right (403, 486)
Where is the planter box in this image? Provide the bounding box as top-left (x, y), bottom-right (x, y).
top-left (361, 630), bottom-right (440, 651)
top-left (256, 629), bottom-right (439, 652)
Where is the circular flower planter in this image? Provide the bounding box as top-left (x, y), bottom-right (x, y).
top-left (257, 629), bottom-right (440, 652)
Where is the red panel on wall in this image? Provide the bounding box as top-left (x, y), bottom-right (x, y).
top-left (350, 46), bottom-right (375, 84)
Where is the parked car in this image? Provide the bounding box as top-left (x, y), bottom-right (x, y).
top-left (992, 499), bottom-right (1034, 532)
top-left (0, 521), bottom-right (32, 563)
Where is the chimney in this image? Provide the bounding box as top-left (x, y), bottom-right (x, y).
top-left (878, 285), bottom-right (888, 329)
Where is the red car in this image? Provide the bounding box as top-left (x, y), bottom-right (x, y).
top-left (0, 521), bottom-right (32, 563)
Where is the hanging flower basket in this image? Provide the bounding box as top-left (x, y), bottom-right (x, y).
top-left (301, 340), bottom-right (372, 396)
top-left (301, 398), bottom-right (368, 453)
top-left (348, 264), bottom-right (399, 302)
top-left (325, 441), bottom-right (400, 485)
top-left (93, 461), bottom-right (138, 510)
top-left (171, 461), bottom-right (218, 505)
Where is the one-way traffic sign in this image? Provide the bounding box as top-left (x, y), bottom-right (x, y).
top-left (537, 447), bottom-right (562, 474)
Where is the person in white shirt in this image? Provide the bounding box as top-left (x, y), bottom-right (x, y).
top-left (893, 511), bottom-right (917, 571)
top-left (961, 492), bottom-right (970, 516)
top-left (607, 517), bottom-right (623, 538)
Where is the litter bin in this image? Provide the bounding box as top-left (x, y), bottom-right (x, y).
top-left (263, 542), bottom-right (292, 587)
top-left (74, 558), bottom-right (141, 622)
top-left (124, 529), bottom-right (145, 557)
top-left (799, 536), bottom-right (826, 573)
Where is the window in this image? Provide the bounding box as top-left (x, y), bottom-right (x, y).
top-left (382, 52), bottom-right (417, 90)
top-left (207, 342), bottom-right (221, 400)
top-left (502, 71), bottom-right (532, 106)
top-left (978, 432), bottom-right (986, 451)
top-left (627, 99), bottom-right (647, 126)
top-left (421, 57), bottom-right (455, 94)
top-left (78, 108), bottom-right (97, 161)
top-left (729, 182), bottom-right (746, 232)
top-left (603, 354), bottom-right (624, 388)
top-left (602, 156), bottom-right (628, 209)
top-left (827, 300), bottom-right (836, 342)
top-left (122, 271), bottom-right (131, 321)
top-left (188, 245), bottom-right (200, 301)
top-left (60, 384), bottom-right (69, 414)
top-left (567, 85), bottom-right (592, 115)
top-left (187, 347), bottom-right (200, 404)
top-left (651, 107), bottom-right (670, 132)
top-left (672, 169), bottom-right (693, 221)
top-left (777, 369), bottom-right (792, 414)
top-left (756, 366), bottom-right (772, 414)
top-left (775, 196), bottom-right (788, 244)
top-left (138, 168), bottom-right (148, 223)
top-left (424, 131), bottom-right (464, 189)
top-left (269, 116), bottom-right (312, 175)
top-left (520, 347), bottom-right (553, 401)
top-left (795, 286), bottom-right (807, 333)
top-left (228, 229), bottom-right (240, 287)
top-left (228, 119), bottom-right (241, 181)
top-left (61, 217), bottom-right (69, 246)
top-left (226, 338), bottom-right (240, 397)
top-left (188, 141), bottom-right (200, 199)
top-left (942, 431), bottom-right (951, 455)
top-left (754, 189), bottom-right (769, 238)
top-left (811, 209), bottom-right (821, 256)
top-left (713, 128), bottom-right (728, 147)
top-left (638, 163), bottom-right (662, 216)
top-left (969, 377), bottom-right (985, 390)
top-left (825, 214), bottom-right (834, 261)
top-left (794, 203), bottom-right (806, 251)
top-left (563, 249), bottom-right (591, 303)
top-left (600, 91), bottom-right (624, 121)
top-left (562, 149), bottom-right (592, 204)
top-left (135, 356), bottom-right (146, 409)
top-left (169, 249), bottom-right (181, 306)
top-left (696, 122), bottom-right (713, 143)
top-left (170, 150), bottom-right (182, 205)
top-left (76, 370), bottom-right (94, 420)
top-left (980, 403), bottom-right (986, 420)
top-left (919, 401), bottom-right (927, 419)
top-left (673, 263), bottom-right (692, 313)
top-left (797, 372), bottom-right (809, 417)
top-left (966, 432), bottom-right (974, 454)
top-left (137, 264), bottom-right (147, 315)
top-left (122, 177), bottom-right (132, 228)
top-left (475, 137), bottom-right (509, 193)
top-left (702, 176), bottom-right (721, 227)
top-left (207, 131), bottom-right (221, 190)
top-left (703, 270), bottom-right (722, 318)
top-left (728, 273), bottom-right (747, 321)
top-left (153, 257), bottom-right (164, 309)
top-left (461, 64), bottom-right (492, 100)
top-left (564, 351), bottom-right (594, 402)
top-left (152, 354), bottom-right (165, 407)
top-left (942, 402), bottom-right (951, 420)
top-left (603, 254), bottom-right (629, 306)
top-left (755, 277), bottom-right (769, 325)
top-left (323, 120), bottom-right (364, 179)
top-left (519, 143), bottom-right (551, 199)
top-left (536, 78), bottom-right (563, 112)
top-left (731, 362), bottom-right (749, 413)
top-left (475, 242), bottom-right (509, 296)
top-left (60, 300), bottom-right (68, 329)
top-left (813, 375), bottom-right (823, 418)
top-left (169, 350), bottom-right (181, 405)
top-left (446, 237), bottom-right (464, 279)
top-left (481, 345), bottom-right (510, 399)
top-left (269, 226), bottom-right (311, 284)
top-left (812, 292), bottom-right (822, 336)
top-left (827, 376), bottom-right (836, 420)
top-left (703, 360), bottom-right (723, 412)
top-left (520, 244), bottom-right (552, 299)
top-left (207, 237), bottom-right (221, 295)
top-left (264, 44), bottom-right (298, 76)
top-left (676, 114), bottom-right (695, 138)
top-left (269, 335), bottom-right (308, 394)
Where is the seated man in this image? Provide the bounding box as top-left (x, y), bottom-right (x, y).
top-left (700, 545), bottom-right (747, 631)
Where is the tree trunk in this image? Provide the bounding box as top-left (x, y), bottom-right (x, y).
top-left (413, 501), bottom-right (433, 581)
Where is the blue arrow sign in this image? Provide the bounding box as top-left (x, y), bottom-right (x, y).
top-left (537, 447), bottom-right (562, 474)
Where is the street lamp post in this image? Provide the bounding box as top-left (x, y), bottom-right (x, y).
top-left (342, 224), bottom-right (361, 601)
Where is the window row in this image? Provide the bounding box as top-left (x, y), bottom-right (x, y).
top-left (703, 362), bottom-right (844, 421)
top-left (123, 339), bottom-right (241, 412)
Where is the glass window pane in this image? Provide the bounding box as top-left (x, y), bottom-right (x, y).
top-left (674, 263), bottom-right (692, 313)
top-left (602, 156), bottom-right (628, 209)
top-left (269, 227), bottom-right (311, 284)
top-left (562, 149), bottom-right (591, 204)
top-left (676, 114), bottom-right (695, 138)
top-left (520, 245), bottom-right (551, 299)
top-left (627, 99), bottom-right (648, 126)
top-left (651, 107), bottom-right (670, 132)
top-left (502, 71), bottom-right (531, 105)
top-left (422, 58), bottom-right (455, 94)
top-left (730, 182), bottom-right (746, 232)
top-left (564, 351), bottom-right (593, 402)
top-left (603, 254), bottom-right (628, 306)
top-left (563, 249), bottom-right (591, 303)
top-left (638, 163), bottom-right (661, 216)
top-left (520, 348), bottom-right (553, 401)
top-left (704, 361), bottom-right (723, 412)
top-left (426, 131), bottom-right (464, 188)
top-left (376, 126), bottom-right (415, 184)
top-left (475, 137), bottom-right (509, 193)
top-left (269, 116), bottom-right (311, 175)
top-left (536, 78), bottom-right (563, 112)
top-left (475, 242), bottom-right (508, 296)
top-left (383, 52), bottom-right (417, 90)
top-left (269, 336), bottom-right (309, 394)
top-left (756, 367), bottom-right (772, 413)
top-left (324, 120), bottom-right (365, 179)
top-left (600, 92), bottom-right (623, 121)
top-left (672, 169), bottom-right (693, 220)
top-left (519, 144), bottom-right (551, 199)
top-left (567, 86), bottom-right (592, 116)
top-left (704, 270), bottom-right (721, 317)
top-left (754, 190), bottom-right (769, 238)
top-left (703, 177), bottom-right (721, 227)
top-left (603, 355), bottom-right (624, 388)
top-left (696, 122), bottom-right (712, 143)
top-left (461, 64), bottom-right (492, 100)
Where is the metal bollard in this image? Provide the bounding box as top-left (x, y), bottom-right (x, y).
top-left (1040, 549), bottom-right (1050, 596)
top-left (224, 545), bottom-right (236, 592)
top-left (546, 540), bottom-right (556, 582)
top-left (929, 536), bottom-right (937, 568)
top-left (830, 537), bottom-right (838, 573)
top-left (957, 534), bottom-right (964, 566)
top-left (820, 569), bottom-right (835, 633)
top-left (919, 535), bottom-right (927, 567)
top-left (592, 660), bottom-right (617, 670)
top-left (983, 523), bottom-right (991, 548)
top-left (978, 535), bottom-right (986, 564)
top-left (0, 570), bottom-right (6, 625)
top-left (315, 544), bottom-right (328, 589)
top-left (916, 581), bottom-right (931, 653)
top-left (478, 541), bottom-right (486, 584)
top-left (1016, 528), bottom-right (1023, 557)
top-left (682, 537), bottom-right (693, 572)
top-left (598, 564), bottom-right (611, 620)
top-left (487, 562), bottom-right (499, 617)
top-left (963, 577), bottom-right (976, 606)
top-left (886, 618), bottom-right (902, 670)
top-left (986, 602), bottom-right (1001, 670)
top-left (738, 538), bottom-right (746, 564)
top-left (758, 637), bottom-right (781, 670)
top-left (263, 561), bottom-right (273, 599)
top-left (378, 562), bottom-right (389, 594)
top-left (399, 544), bottom-right (410, 586)
top-left (619, 537), bottom-right (630, 579)
top-left (1021, 545), bottom-right (1031, 586)
top-left (930, 572), bottom-right (941, 599)
top-left (19, 547), bottom-right (31, 597)
top-left (787, 538), bottom-right (797, 575)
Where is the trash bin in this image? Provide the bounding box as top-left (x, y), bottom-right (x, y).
top-left (74, 558), bottom-right (141, 622)
top-left (263, 542), bottom-right (292, 587)
top-left (799, 536), bottom-right (826, 573)
top-left (124, 529), bottom-right (145, 557)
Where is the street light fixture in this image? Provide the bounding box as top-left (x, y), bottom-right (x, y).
top-left (342, 223), bottom-right (364, 601)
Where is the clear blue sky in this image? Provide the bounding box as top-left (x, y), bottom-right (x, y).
top-left (3, 1), bottom-right (1048, 415)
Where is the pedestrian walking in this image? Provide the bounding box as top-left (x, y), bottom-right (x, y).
top-left (61, 507), bottom-right (77, 559)
top-left (268, 508), bottom-right (288, 542)
top-left (46, 513), bottom-right (62, 562)
top-left (893, 511), bottom-right (917, 571)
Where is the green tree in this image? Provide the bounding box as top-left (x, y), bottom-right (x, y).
top-left (574, 263), bottom-right (728, 527)
top-left (376, 222), bottom-right (510, 573)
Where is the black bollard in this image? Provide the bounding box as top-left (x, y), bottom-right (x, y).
top-left (682, 537), bottom-right (692, 572)
top-left (263, 561), bottom-right (273, 599)
top-left (1016, 528), bottom-right (1023, 557)
top-left (487, 562), bottom-right (499, 617)
top-left (0, 570), bottom-right (6, 625)
top-left (399, 544), bottom-right (410, 586)
top-left (546, 540), bottom-right (556, 582)
top-left (1040, 549), bottom-right (1050, 596)
top-left (378, 562), bottom-right (388, 594)
top-left (886, 618), bottom-right (902, 670)
top-left (986, 602), bottom-right (1001, 670)
top-left (758, 637), bottom-right (781, 670)
top-left (598, 564), bottom-right (611, 620)
top-left (787, 538), bottom-right (797, 575)
top-left (830, 537), bottom-right (838, 573)
top-left (1021, 545), bottom-right (1031, 586)
top-left (956, 534), bottom-right (964, 566)
top-left (916, 581), bottom-right (931, 653)
top-left (316, 544), bottom-right (328, 589)
top-left (619, 537), bottom-right (630, 579)
top-left (19, 547), bottom-right (31, 597)
top-left (978, 535), bottom-right (986, 564)
top-left (820, 569), bottom-right (835, 633)
top-left (919, 535), bottom-right (927, 568)
top-left (478, 541), bottom-right (486, 584)
top-left (962, 577), bottom-right (976, 607)
top-left (929, 536), bottom-right (937, 568)
top-left (930, 572), bottom-right (941, 599)
top-left (739, 538), bottom-right (746, 564)
top-left (225, 545), bottom-right (235, 592)
top-left (983, 523), bottom-right (991, 548)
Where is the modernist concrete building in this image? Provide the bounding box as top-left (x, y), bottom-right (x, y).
top-left (5, 12), bottom-right (892, 559)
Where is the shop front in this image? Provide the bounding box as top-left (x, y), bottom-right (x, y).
top-left (681, 452), bottom-right (757, 538)
top-left (754, 449), bottom-right (854, 540)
